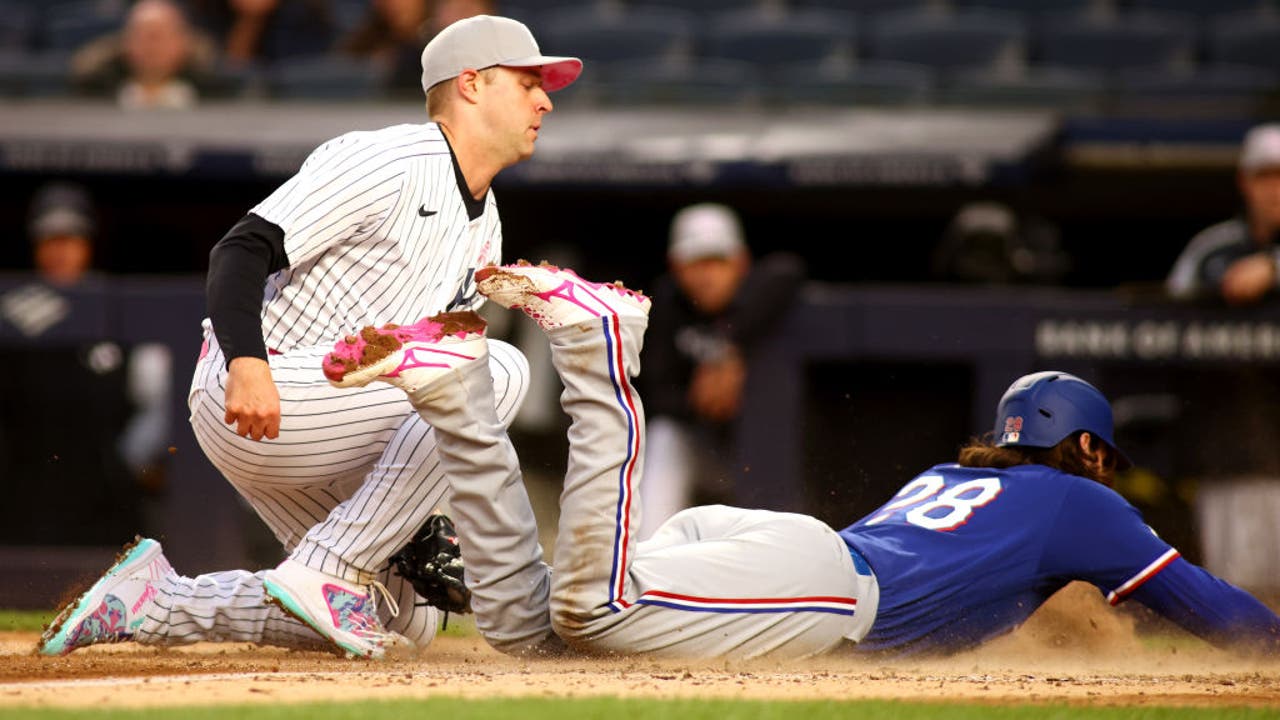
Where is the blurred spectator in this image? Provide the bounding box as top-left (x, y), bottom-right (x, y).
top-left (0, 182), bottom-right (172, 545)
top-left (26, 182), bottom-right (97, 287)
top-left (187, 0), bottom-right (338, 67)
top-left (1163, 123), bottom-right (1280, 595)
top-left (1167, 123), bottom-right (1280, 305)
top-left (637, 203), bottom-right (806, 539)
top-left (72, 0), bottom-right (223, 109)
top-left (932, 201), bottom-right (1069, 284)
top-left (340, 0), bottom-right (493, 98)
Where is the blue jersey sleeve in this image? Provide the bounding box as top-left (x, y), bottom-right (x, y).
top-left (1129, 558), bottom-right (1280, 654)
top-left (1041, 478), bottom-right (1178, 601)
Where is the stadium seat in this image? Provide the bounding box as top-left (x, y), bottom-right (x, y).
top-left (593, 58), bottom-right (756, 106)
top-left (1114, 64), bottom-right (1279, 117)
top-left (867, 9), bottom-right (1027, 75)
top-left (763, 60), bottom-right (934, 107)
top-left (704, 9), bottom-right (856, 69)
top-left (1035, 11), bottom-right (1197, 72)
top-left (0, 51), bottom-right (72, 97)
top-left (941, 66), bottom-right (1105, 111)
top-left (1209, 15), bottom-right (1280, 74)
top-left (0, 2), bottom-right (36, 52)
top-left (268, 55), bottom-right (387, 100)
top-left (789, 0), bottom-right (944, 18)
top-left (42, 11), bottom-right (124, 53)
top-left (540, 7), bottom-right (695, 66)
top-left (1130, 0), bottom-right (1275, 21)
top-left (954, 0), bottom-right (1113, 16)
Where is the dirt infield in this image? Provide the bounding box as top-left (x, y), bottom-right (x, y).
top-left (3, 584), bottom-right (1279, 710)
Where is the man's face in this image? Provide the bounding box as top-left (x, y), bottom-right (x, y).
top-left (672, 254), bottom-right (748, 315)
top-left (124, 2), bottom-right (191, 84)
top-left (34, 234), bottom-right (92, 286)
top-left (477, 67), bottom-right (552, 166)
top-left (1240, 167), bottom-right (1280, 237)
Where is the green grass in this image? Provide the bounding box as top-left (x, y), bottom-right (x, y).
top-left (0, 698), bottom-right (1272, 720)
top-left (0, 609), bottom-right (53, 632)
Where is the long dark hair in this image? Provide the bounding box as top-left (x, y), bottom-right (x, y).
top-left (957, 432), bottom-right (1116, 485)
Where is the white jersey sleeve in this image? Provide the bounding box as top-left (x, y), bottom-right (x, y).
top-left (252, 132), bottom-right (406, 267)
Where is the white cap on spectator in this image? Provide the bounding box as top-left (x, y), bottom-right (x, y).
top-left (420, 15), bottom-right (582, 94)
top-left (1240, 124), bottom-right (1280, 173)
top-left (668, 203), bottom-right (746, 263)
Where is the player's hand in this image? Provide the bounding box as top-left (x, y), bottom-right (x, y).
top-left (224, 356), bottom-right (281, 441)
top-left (1222, 253), bottom-right (1277, 306)
top-left (689, 353), bottom-right (746, 422)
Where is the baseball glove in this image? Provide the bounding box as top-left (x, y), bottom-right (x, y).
top-left (389, 512), bottom-right (471, 616)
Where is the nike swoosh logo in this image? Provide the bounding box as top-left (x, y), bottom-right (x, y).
top-left (419, 205), bottom-right (437, 217)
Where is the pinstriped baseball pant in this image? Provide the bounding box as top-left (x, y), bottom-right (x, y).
top-left (136, 325), bottom-right (529, 650)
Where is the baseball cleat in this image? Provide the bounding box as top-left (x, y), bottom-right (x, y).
top-left (323, 310), bottom-right (487, 392)
top-left (263, 559), bottom-right (412, 660)
top-left (475, 261), bottom-right (650, 331)
top-left (38, 537), bottom-right (173, 656)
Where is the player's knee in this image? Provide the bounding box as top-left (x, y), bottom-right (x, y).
top-left (549, 600), bottom-right (594, 642)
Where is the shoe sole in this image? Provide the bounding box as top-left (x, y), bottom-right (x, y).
top-left (262, 574), bottom-right (372, 659)
top-left (476, 264), bottom-right (650, 319)
top-left (38, 537), bottom-right (160, 656)
top-left (325, 312), bottom-right (488, 389)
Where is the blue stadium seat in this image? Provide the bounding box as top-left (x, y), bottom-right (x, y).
top-left (955, 0), bottom-right (1112, 16)
top-left (0, 51), bottom-right (72, 97)
top-left (1035, 11), bottom-right (1197, 71)
top-left (789, 0), bottom-right (942, 18)
top-left (1131, 0), bottom-right (1275, 20)
top-left (594, 58), bottom-right (756, 106)
top-left (704, 9), bottom-right (856, 68)
top-left (1114, 64), bottom-right (1278, 117)
top-left (868, 9), bottom-right (1027, 74)
top-left (0, 2), bottom-right (37, 52)
top-left (763, 60), bottom-right (934, 106)
top-left (640, 0), bottom-right (774, 16)
top-left (42, 11), bottom-right (124, 53)
top-left (540, 8), bottom-right (695, 66)
top-left (942, 66), bottom-right (1105, 110)
top-left (268, 55), bottom-right (387, 100)
top-left (1209, 15), bottom-right (1280, 74)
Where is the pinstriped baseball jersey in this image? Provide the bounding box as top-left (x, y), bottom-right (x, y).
top-left (174, 120), bottom-right (527, 655)
top-left (251, 123), bottom-right (500, 353)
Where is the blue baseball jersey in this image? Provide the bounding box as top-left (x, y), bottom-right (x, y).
top-left (839, 462), bottom-right (1280, 655)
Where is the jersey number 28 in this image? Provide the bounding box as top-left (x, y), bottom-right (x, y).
top-left (864, 475), bottom-right (1003, 531)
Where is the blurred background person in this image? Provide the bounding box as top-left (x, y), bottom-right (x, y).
top-left (1164, 123), bottom-right (1280, 598)
top-left (187, 0), bottom-right (337, 69)
top-left (340, 0), bottom-right (493, 99)
top-left (27, 183), bottom-right (98, 288)
top-left (637, 203), bottom-right (805, 539)
top-left (0, 182), bottom-right (173, 545)
top-left (72, 0), bottom-right (222, 109)
top-left (1167, 123), bottom-right (1280, 306)
top-left (932, 201), bottom-right (1069, 285)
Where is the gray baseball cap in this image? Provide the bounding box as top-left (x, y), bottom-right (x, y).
top-left (1240, 124), bottom-right (1280, 173)
top-left (420, 15), bottom-right (582, 94)
top-left (668, 203), bottom-right (746, 263)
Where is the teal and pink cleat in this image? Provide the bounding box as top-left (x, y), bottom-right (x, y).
top-left (38, 537), bottom-right (174, 656)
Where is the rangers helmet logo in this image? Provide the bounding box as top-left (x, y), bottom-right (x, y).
top-left (1001, 415), bottom-right (1023, 444)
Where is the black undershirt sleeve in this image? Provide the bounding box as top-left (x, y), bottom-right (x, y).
top-left (206, 213), bottom-right (289, 366)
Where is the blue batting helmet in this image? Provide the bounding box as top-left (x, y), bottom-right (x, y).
top-left (994, 371), bottom-right (1131, 468)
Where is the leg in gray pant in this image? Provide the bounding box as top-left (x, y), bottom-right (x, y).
top-left (479, 264), bottom-right (878, 660)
